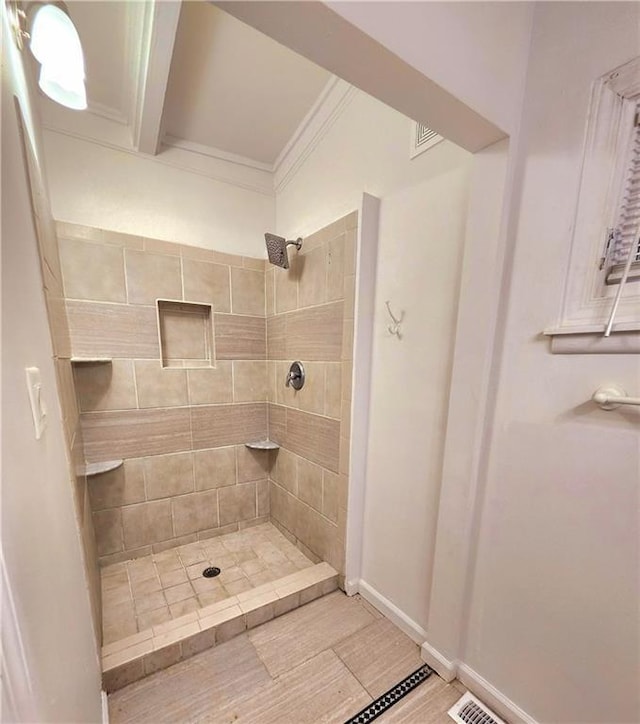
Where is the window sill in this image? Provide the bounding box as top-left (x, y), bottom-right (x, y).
top-left (543, 324), bottom-right (640, 354)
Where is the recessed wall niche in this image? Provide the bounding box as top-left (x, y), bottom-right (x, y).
top-left (157, 300), bottom-right (215, 368)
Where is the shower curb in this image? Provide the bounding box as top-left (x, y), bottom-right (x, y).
top-left (102, 562), bottom-right (338, 692)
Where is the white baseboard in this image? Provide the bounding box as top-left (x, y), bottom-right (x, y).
top-left (456, 664), bottom-right (538, 724)
top-left (344, 578), bottom-right (359, 596)
top-left (101, 691), bottom-right (109, 724)
top-left (420, 640), bottom-right (457, 682)
top-left (356, 579), bottom-right (427, 645)
top-left (352, 579), bottom-right (537, 724)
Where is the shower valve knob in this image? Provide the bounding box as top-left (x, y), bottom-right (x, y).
top-left (285, 361), bottom-right (305, 390)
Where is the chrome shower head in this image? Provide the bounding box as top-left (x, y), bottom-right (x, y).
top-left (265, 233), bottom-right (303, 269)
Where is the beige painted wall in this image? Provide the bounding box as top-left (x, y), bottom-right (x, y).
top-left (1, 7), bottom-right (102, 720)
top-left (42, 133), bottom-right (274, 257)
top-left (362, 146), bottom-right (472, 630)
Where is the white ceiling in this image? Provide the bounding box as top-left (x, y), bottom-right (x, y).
top-left (163, 3), bottom-right (331, 164)
top-left (48, 1), bottom-right (332, 168)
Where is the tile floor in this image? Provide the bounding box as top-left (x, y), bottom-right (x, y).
top-left (101, 523), bottom-right (314, 644)
top-left (109, 590), bottom-right (466, 723)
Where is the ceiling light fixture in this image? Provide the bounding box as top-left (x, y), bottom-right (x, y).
top-left (9, 1), bottom-right (87, 110)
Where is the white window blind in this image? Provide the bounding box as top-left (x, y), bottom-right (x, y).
top-left (601, 102), bottom-right (640, 279)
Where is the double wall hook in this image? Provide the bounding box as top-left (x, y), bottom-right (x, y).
top-left (385, 300), bottom-right (404, 339)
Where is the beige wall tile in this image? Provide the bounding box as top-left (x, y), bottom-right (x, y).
top-left (55, 358), bottom-right (79, 428)
top-left (233, 361), bottom-right (268, 403)
top-left (93, 509), bottom-right (123, 555)
top-left (242, 256), bottom-right (264, 271)
top-left (81, 407), bottom-right (191, 462)
top-left (271, 447), bottom-right (297, 495)
top-left (256, 479), bottom-right (269, 517)
top-left (265, 268), bottom-right (275, 316)
top-left (296, 362), bottom-right (325, 415)
top-left (285, 408), bottom-right (340, 472)
top-left (187, 363), bottom-right (233, 405)
top-left (60, 238), bottom-right (126, 302)
top-left (326, 235), bottom-right (345, 302)
top-left (219, 482), bottom-right (257, 526)
top-left (342, 320), bottom-right (354, 361)
top-left (275, 361), bottom-right (299, 409)
top-left (322, 471), bottom-right (339, 523)
top-left (324, 363), bottom-right (342, 419)
top-left (74, 359), bottom-right (137, 412)
top-left (274, 262), bottom-right (299, 313)
top-left (172, 490), bottom-right (219, 536)
top-left (266, 315), bottom-right (286, 360)
top-left (236, 445), bottom-right (270, 482)
top-left (89, 459), bottom-right (145, 511)
top-left (342, 362), bottom-right (352, 402)
top-left (231, 267), bottom-right (265, 316)
top-left (144, 452), bottom-right (194, 500)
top-left (344, 228), bottom-right (357, 276)
top-left (56, 220), bottom-right (103, 243)
top-left (267, 361), bottom-right (277, 403)
top-left (268, 403), bottom-right (286, 443)
top-left (142, 237), bottom-right (181, 256)
top-left (182, 259), bottom-right (230, 312)
top-left (297, 458), bottom-right (323, 512)
top-left (194, 447), bottom-right (236, 490)
top-left (125, 250), bottom-right (182, 305)
top-left (286, 302), bottom-right (343, 361)
top-left (122, 500), bottom-right (173, 549)
top-left (343, 275), bottom-right (355, 319)
top-left (215, 314), bottom-right (266, 360)
top-left (191, 403), bottom-right (267, 450)
top-left (47, 296), bottom-right (71, 357)
top-left (100, 229), bottom-right (145, 250)
top-left (67, 300), bottom-right (159, 358)
top-left (298, 245), bottom-right (327, 308)
top-left (134, 361), bottom-right (188, 408)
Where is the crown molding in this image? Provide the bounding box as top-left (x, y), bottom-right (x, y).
top-left (163, 135), bottom-right (273, 173)
top-left (273, 77), bottom-right (357, 193)
top-left (39, 72), bottom-right (355, 199)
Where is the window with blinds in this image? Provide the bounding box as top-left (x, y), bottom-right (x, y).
top-left (600, 103), bottom-right (640, 284)
top-left (547, 55), bottom-right (640, 342)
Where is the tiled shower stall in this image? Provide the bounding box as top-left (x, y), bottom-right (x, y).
top-left (51, 212), bottom-right (357, 687)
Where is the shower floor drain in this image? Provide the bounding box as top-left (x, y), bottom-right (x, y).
top-left (202, 566), bottom-right (221, 578)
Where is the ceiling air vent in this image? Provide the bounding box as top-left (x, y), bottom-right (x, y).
top-left (448, 692), bottom-right (506, 724)
top-left (410, 121), bottom-right (444, 159)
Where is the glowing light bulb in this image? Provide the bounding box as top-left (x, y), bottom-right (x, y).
top-left (30, 5), bottom-right (87, 110)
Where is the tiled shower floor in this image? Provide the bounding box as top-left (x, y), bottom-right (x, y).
top-left (101, 523), bottom-right (314, 644)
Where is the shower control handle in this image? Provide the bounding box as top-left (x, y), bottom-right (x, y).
top-left (285, 361), bottom-right (305, 390)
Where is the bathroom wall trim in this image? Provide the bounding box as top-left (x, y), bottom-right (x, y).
top-left (101, 691), bottom-right (109, 724)
top-left (420, 641), bottom-right (539, 724)
top-left (357, 579), bottom-right (428, 646)
top-left (273, 77), bottom-right (357, 193)
top-left (419, 640), bottom-right (457, 682)
top-left (1, 552), bottom-right (38, 722)
top-left (345, 193), bottom-right (380, 587)
top-left (457, 664), bottom-right (539, 724)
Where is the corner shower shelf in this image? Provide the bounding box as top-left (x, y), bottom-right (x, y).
top-left (70, 357), bottom-right (112, 364)
top-left (244, 440), bottom-right (280, 451)
top-left (84, 460), bottom-right (123, 477)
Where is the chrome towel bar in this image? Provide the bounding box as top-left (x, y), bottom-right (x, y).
top-left (592, 384), bottom-right (640, 410)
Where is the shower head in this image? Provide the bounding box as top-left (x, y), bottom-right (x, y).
top-left (265, 233), bottom-right (303, 269)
